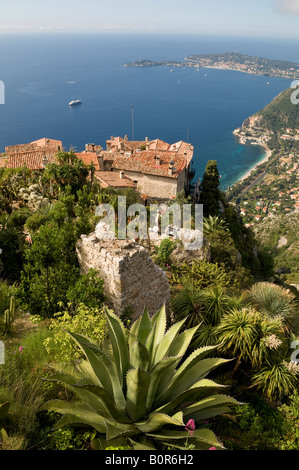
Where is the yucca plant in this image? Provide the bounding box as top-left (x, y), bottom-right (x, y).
top-left (251, 362), bottom-right (299, 402)
top-left (41, 306), bottom-right (240, 450)
top-left (246, 283), bottom-right (298, 334)
top-left (216, 308), bottom-right (286, 369)
top-left (203, 215), bottom-right (228, 236)
top-left (172, 285), bottom-right (244, 349)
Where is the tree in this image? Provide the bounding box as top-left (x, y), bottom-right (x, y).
top-left (42, 151), bottom-right (90, 195)
top-left (199, 160), bottom-right (220, 217)
top-left (41, 306), bottom-right (240, 450)
top-left (18, 221), bottom-right (79, 317)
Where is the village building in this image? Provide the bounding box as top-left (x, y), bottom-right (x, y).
top-left (94, 171), bottom-right (137, 190)
top-left (4, 138), bottom-right (62, 170)
top-left (79, 136), bottom-right (195, 201)
top-left (2, 135), bottom-right (195, 201)
top-left (74, 151), bottom-right (101, 171)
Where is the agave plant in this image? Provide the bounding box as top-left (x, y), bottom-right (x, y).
top-left (41, 306), bottom-right (240, 450)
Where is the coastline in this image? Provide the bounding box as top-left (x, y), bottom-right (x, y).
top-left (232, 131), bottom-right (272, 184)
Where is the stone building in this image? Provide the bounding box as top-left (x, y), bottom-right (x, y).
top-left (76, 231), bottom-right (170, 319)
top-left (78, 136), bottom-right (195, 201)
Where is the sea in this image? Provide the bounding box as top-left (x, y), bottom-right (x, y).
top-left (0, 33), bottom-right (298, 190)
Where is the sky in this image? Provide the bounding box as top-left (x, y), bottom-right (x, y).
top-left (1, 0), bottom-right (299, 38)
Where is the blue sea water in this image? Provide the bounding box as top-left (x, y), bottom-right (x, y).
top-left (0, 33), bottom-right (298, 189)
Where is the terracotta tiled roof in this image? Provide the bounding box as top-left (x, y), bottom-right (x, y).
top-left (94, 171), bottom-right (136, 189)
top-left (75, 152), bottom-right (100, 170)
top-left (6, 150), bottom-right (58, 170)
top-left (147, 139), bottom-right (170, 151)
top-left (112, 150), bottom-right (188, 178)
top-left (105, 137), bottom-right (194, 162)
top-left (5, 138), bottom-right (62, 156)
top-left (31, 138), bottom-right (63, 149)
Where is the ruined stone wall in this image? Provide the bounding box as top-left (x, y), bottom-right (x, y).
top-left (76, 233), bottom-right (170, 320)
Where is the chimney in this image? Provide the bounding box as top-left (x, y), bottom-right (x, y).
top-left (42, 152), bottom-right (48, 168)
top-left (120, 171), bottom-right (124, 179)
top-left (85, 143), bottom-right (95, 152)
top-left (168, 160), bottom-right (174, 176)
top-left (145, 137), bottom-right (148, 142)
top-left (155, 155), bottom-right (160, 166)
top-left (124, 135), bottom-right (128, 142)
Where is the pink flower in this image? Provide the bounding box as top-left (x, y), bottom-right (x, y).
top-left (209, 447), bottom-right (217, 450)
top-left (185, 419), bottom-right (196, 436)
top-left (18, 346), bottom-right (24, 353)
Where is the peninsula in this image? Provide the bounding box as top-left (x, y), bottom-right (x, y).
top-left (125, 52), bottom-right (299, 79)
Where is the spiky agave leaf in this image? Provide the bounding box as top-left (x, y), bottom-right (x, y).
top-left (41, 305), bottom-right (241, 450)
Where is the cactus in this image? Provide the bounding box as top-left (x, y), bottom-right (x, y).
top-left (3, 296), bottom-right (16, 334)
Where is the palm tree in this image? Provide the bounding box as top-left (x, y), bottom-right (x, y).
top-left (246, 282), bottom-right (298, 334)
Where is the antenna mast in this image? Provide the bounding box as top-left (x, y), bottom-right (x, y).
top-left (132, 105), bottom-right (134, 141)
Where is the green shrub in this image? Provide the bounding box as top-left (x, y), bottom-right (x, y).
top-left (66, 269), bottom-right (105, 311)
top-left (278, 393), bottom-right (299, 450)
top-left (171, 259), bottom-right (230, 290)
top-left (155, 239), bottom-right (176, 267)
top-left (43, 304), bottom-right (107, 362)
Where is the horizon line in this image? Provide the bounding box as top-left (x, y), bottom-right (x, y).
top-left (0, 29), bottom-right (299, 41)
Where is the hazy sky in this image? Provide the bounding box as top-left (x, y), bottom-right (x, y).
top-left (1, 0), bottom-right (299, 38)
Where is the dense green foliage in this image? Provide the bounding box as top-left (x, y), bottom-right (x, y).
top-left (0, 143), bottom-right (298, 451)
top-left (257, 88), bottom-right (299, 132)
top-left (43, 304), bottom-right (107, 362)
top-left (254, 213), bottom-right (299, 284)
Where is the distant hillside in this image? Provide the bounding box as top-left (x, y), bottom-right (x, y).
top-left (255, 213), bottom-right (299, 285)
top-left (245, 87), bottom-right (299, 133)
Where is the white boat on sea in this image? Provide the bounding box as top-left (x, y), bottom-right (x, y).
top-left (69, 100), bottom-right (82, 106)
